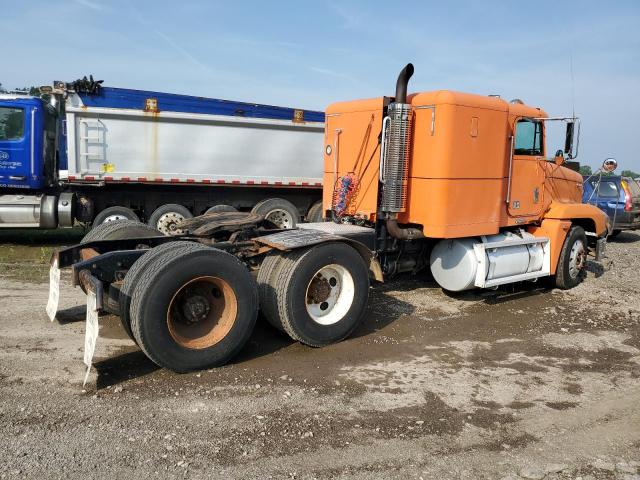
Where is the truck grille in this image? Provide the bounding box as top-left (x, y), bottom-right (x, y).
top-left (381, 103), bottom-right (412, 213)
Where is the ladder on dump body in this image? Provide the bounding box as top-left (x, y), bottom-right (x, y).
top-left (78, 119), bottom-right (107, 175)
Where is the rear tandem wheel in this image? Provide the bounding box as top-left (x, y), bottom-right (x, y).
top-left (258, 242), bottom-right (370, 346)
top-left (129, 242), bottom-right (258, 372)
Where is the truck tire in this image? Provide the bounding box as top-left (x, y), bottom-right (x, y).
top-left (92, 206), bottom-right (139, 227)
top-left (79, 220), bottom-right (162, 297)
top-left (129, 242), bottom-right (258, 372)
top-left (257, 251), bottom-right (286, 331)
top-left (553, 226), bottom-right (587, 290)
top-left (205, 205), bottom-right (237, 214)
top-left (148, 204), bottom-right (193, 236)
top-left (251, 198), bottom-right (299, 229)
top-left (81, 219), bottom-right (161, 244)
top-left (306, 200), bottom-right (324, 223)
top-left (118, 242), bottom-right (187, 342)
top-left (271, 242), bottom-right (369, 346)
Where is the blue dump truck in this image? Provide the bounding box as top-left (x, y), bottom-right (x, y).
top-left (0, 79), bottom-right (325, 233)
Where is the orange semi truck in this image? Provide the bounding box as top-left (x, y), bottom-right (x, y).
top-left (51, 64), bottom-right (608, 373)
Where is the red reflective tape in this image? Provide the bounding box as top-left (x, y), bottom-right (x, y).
top-left (302, 182), bottom-right (309, 186)
top-left (261, 181), bottom-right (269, 185)
top-left (314, 182), bottom-right (322, 187)
top-left (170, 178), bottom-right (179, 183)
top-left (104, 176), bottom-right (113, 181)
top-left (84, 175), bottom-right (95, 181)
top-left (202, 179), bottom-right (211, 184)
top-left (217, 180), bottom-right (226, 184)
top-left (186, 179), bottom-right (195, 183)
top-left (288, 181), bottom-right (297, 186)
top-left (68, 175), bottom-right (76, 181)
top-left (246, 180), bottom-right (255, 185)
top-left (138, 177), bottom-right (147, 182)
top-left (275, 181), bottom-right (283, 186)
top-left (231, 180), bottom-right (240, 184)
top-left (121, 177), bottom-right (130, 182)
top-left (154, 178), bottom-right (163, 182)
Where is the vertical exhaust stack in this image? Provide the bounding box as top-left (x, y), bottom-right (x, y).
top-left (382, 63), bottom-right (424, 240)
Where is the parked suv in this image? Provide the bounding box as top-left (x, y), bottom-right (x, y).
top-left (583, 175), bottom-right (640, 237)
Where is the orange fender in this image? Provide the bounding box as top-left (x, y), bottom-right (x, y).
top-left (543, 201), bottom-right (608, 237)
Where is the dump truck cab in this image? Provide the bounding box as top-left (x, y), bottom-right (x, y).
top-left (0, 95), bottom-right (59, 191)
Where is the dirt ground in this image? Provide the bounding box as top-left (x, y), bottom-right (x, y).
top-left (0, 228), bottom-right (639, 480)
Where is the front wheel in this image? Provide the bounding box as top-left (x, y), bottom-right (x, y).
top-left (553, 226), bottom-right (587, 289)
top-left (130, 242), bottom-right (258, 372)
top-left (269, 243), bottom-right (369, 346)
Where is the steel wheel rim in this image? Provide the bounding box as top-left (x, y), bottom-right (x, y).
top-left (568, 239), bottom-right (586, 279)
top-left (167, 276), bottom-right (238, 349)
top-left (103, 214), bottom-right (128, 223)
top-left (305, 264), bottom-right (354, 325)
top-left (265, 209), bottom-right (294, 229)
top-left (157, 212), bottom-right (186, 235)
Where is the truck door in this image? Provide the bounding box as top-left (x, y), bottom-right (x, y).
top-left (0, 99), bottom-right (44, 190)
top-left (507, 118), bottom-right (545, 217)
top-left (0, 103), bottom-right (30, 188)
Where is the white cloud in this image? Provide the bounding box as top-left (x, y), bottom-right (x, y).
top-left (73, 0), bottom-right (105, 11)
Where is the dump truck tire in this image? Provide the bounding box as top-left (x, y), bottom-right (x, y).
top-left (130, 242), bottom-right (258, 372)
top-left (148, 204), bottom-right (193, 236)
top-left (251, 198), bottom-right (299, 229)
top-left (257, 251), bottom-right (286, 332)
top-left (92, 206), bottom-right (139, 227)
top-left (553, 226), bottom-right (587, 290)
top-left (118, 242), bottom-right (188, 342)
top-left (306, 201), bottom-right (324, 223)
top-left (272, 243), bottom-right (369, 347)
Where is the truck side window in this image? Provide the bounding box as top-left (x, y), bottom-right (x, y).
top-left (514, 119), bottom-right (542, 156)
top-left (0, 107), bottom-right (25, 140)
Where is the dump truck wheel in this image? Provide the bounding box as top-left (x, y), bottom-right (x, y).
top-left (118, 242), bottom-right (188, 342)
top-left (553, 226), bottom-right (587, 290)
top-left (92, 206), bottom-right (139, 227)
top-left (251, 198), bottom-right (299, 229)
top-left (148, 204), bottom-right (193, 236)
top-left (273, 243), bottom-right (369, 346)
top-left (306, 201), bottom-right (324, 223)
top-left (130, 243), bottom-right (258, 372)
top-left (257, 251), bottom-right (286, 332)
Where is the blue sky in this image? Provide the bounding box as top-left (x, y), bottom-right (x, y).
top-left (2, 0), bottom-right (639, 171)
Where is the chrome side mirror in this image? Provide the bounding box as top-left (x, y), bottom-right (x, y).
top-left (602, 158), bottom-right (617, 173)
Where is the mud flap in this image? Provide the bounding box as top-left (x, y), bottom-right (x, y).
top-left (83, 291), bottom-right (99, 387)
top-left (46, 259), bottom-right (60, 322)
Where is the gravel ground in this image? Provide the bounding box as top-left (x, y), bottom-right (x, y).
top-left (0, 229), bottom-right (639, 479)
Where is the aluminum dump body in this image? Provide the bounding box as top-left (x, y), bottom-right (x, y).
top-left (64, 87), bottom-right (325, 187)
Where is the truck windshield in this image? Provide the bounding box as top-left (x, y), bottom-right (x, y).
top-left (0, 107), bottom-right (25, 140)
top-left (514, 119), bottom-right (543, 156)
